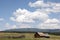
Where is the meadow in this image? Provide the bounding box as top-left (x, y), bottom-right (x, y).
top-left (0, 32), bottom-right (60, 40)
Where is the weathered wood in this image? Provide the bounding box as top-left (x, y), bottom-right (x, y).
top-left (34, 32), bottom-right (50, 38)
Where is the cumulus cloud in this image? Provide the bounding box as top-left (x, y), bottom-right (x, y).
top-left (44, 18), bottom-right (60, 23)
top-left (29, 0), bottom-right (50, 8)
top-left (38, 18), bottom-right (60, 29)
top-left (9, 0), bottom-right (60, 29)
top-left (10, 8), bottom-right (49, 23)
top-left (29, 0), bottom-right (60, 13)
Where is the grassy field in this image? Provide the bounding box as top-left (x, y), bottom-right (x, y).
top-left (0, 32), bottom-right (60, 40)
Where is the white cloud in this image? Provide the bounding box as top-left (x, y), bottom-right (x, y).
top-left (9, 0), bottom-right (60, 29)
top-left (5, 22), bottom-right (37, 29)
top-left (10, 8), bottom-right (49, 23)
top-left (5, 23), bottom-right (32, 29)
top-left (29, 0), bottom-right (50, 8)
top-left (44, 18), bottom-right (60, 23)
top-left (10, 17), bottom-right (15, 21)
top-left (11, 8), bottom-right (35, 22)
top-left (38, 18), bottom-right (60, 29)
top-left (29, 0), bottom-right (60, 13)
top-left (52, 3), bottom-right (60, 12)
top-left (5, 23), bottom-right (17, 29)
top-left (30, 10), bottom-right (49, 21)
top-left (0, 18), bottom-right (4, 21)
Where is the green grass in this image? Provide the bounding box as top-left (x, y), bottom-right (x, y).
top-left (0, 32), bottom-right (60, 40)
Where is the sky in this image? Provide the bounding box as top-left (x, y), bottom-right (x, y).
top-left (0, 0), bottom-right (60, 31)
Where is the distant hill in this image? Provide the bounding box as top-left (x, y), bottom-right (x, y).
top-left (4, 28), bottom-right (60, 33)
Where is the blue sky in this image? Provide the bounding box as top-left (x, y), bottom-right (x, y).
top-left (0, 0), bottom-right (35, 19)
top-left (0, 0), bottom-right (60, 31)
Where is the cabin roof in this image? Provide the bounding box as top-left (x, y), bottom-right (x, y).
top-left (37, 32), bottom-right (50, 36)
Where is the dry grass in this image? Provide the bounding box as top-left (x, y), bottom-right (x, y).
top-left (0, 32), bottom-right (60, 40)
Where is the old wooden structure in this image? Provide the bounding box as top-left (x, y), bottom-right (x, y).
top-left (34, 32), bottom-right (50, 38)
